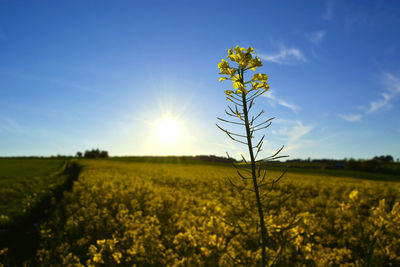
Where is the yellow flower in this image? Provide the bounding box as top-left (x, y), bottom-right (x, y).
top-left (0, 248), bottom-right (8, 256)
top-left (93, 253), bottom-right (102, 263)
top-left (251, 73), bottom-right (268, 82)
top-left (218, 46), bottom-right (269, 98)
top-left (97, 239), bottom-right (106, 246)
top-left (219, 77), bottom-right (228, 82)
top-left (349, 190), bottom-right (359, 201)
top-left (112, 252), bottom-right (122, 264)
top-left (222, 46), bottom-right (261, 71)
top-left (217, 59), bottom-right (229, 69)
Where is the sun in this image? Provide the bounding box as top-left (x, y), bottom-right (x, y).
top-left (157, 117), bottom-right (181, 144)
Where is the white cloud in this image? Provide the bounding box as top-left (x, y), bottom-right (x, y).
top-left (338, 113), bottom-right (362, 122)
top-left (268, 119), bottom-right (314, 157)
top-left (255, 118), bottom-right (316, 159)
top-left (309, 30), bottom-right (326, 45)
top-left (283, 121), bottom-right (312, 143)
top-left (339, 72), bottom-right (400, 122)
top-left (258, 44), bottom-right (307, 65)
top-left (368, 93), bottom-right (391, 113)
top-left (0, 117), bottom-right (54, 136)
top-left (367, 73), bottom-right (400, 113)
top-left (216, 139), bottom-right (238, 151)
top-left (323, 0), bottom-right (335, 20)
top-left (273, 120), bottom-right (313, 143)
top-left (0, 118), bottom-right (23, 134)
top-left (263, 90), bottom-right (300, 113)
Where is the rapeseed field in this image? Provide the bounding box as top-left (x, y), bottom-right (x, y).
top-left (24, 160), bottom-right (399, 266)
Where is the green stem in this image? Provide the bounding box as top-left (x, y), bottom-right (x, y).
top-left (240, 69), bottom-right (268, 267)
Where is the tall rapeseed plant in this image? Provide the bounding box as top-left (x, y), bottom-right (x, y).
top-left (217, 46), bottom-right (287, 267)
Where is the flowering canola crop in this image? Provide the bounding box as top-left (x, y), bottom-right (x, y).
top-left (30, 161), bottom-right (400, 266)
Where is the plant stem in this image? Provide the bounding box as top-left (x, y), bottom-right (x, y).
top-left (240, 69), bottom-right (268, 267)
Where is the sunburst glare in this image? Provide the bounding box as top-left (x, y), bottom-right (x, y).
top-left (157, 117), bottom-right (181, 144)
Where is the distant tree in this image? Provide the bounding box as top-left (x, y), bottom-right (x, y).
top-left (84, 149), bottom-right (109, 158)
top-left (385, 155), bottom-right (394, 162)
top-left (346, 158), bottom-right (360, 170)
top-left (286, 159), bottom-right (302, 163)
top-left (100, 150), bottom-right (109, 158)
top-left (373, 155), bottom-right (394, 162)
top-left (76, 152), bottom-right (82, 158)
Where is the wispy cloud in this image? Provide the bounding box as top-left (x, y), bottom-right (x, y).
top-left (308, 30), bottom-right (326, 45)
top-left (338, 113), bottom-right (362, 122)
top-left (368, 93), bottom-right (391, 113)
top-left (263, 90), bottom-right (300, 113)
top-left (258, 44), bottom-right (307, 65)
top-left (367, 73), bottom-right (400, 113)
top-left (323, 0), bottom-right (335, 20)
top-left (216, 139), bottom-right (238, 151)
top-left (270, 120), bottom-right (314, 156)
top-left (339, 72), bottom-right (400, 122)
top-left (0, 68), bottom-right (109, 97)
top-left (0, 118), bottom-right (24, 134)
top-left (277, 121), bottom-right (313, 143)
top-left (0, 117), bottom-right (54, 136)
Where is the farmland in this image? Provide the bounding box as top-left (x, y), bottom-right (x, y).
top-left (0, 158), bottom-right (80, 265)
top-left (1, 159), bottom-right (398, 266)
top-left (0, 158), bottom-right (66, 227)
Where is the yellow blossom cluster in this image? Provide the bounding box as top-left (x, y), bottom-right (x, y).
top-left (218, 45), bottom-right (269, 98)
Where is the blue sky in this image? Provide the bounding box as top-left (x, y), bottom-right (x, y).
top-left (0, 0), bottom-right (399, 160)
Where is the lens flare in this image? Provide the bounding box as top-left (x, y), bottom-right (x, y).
top-left (157, 118), bottom-right (180, 144)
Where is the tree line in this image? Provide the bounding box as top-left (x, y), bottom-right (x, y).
top-left (76, 149), bottom-right (109, 159)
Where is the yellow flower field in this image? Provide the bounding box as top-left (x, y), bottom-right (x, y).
top-left (34, 160), bottom-right (400, 266)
